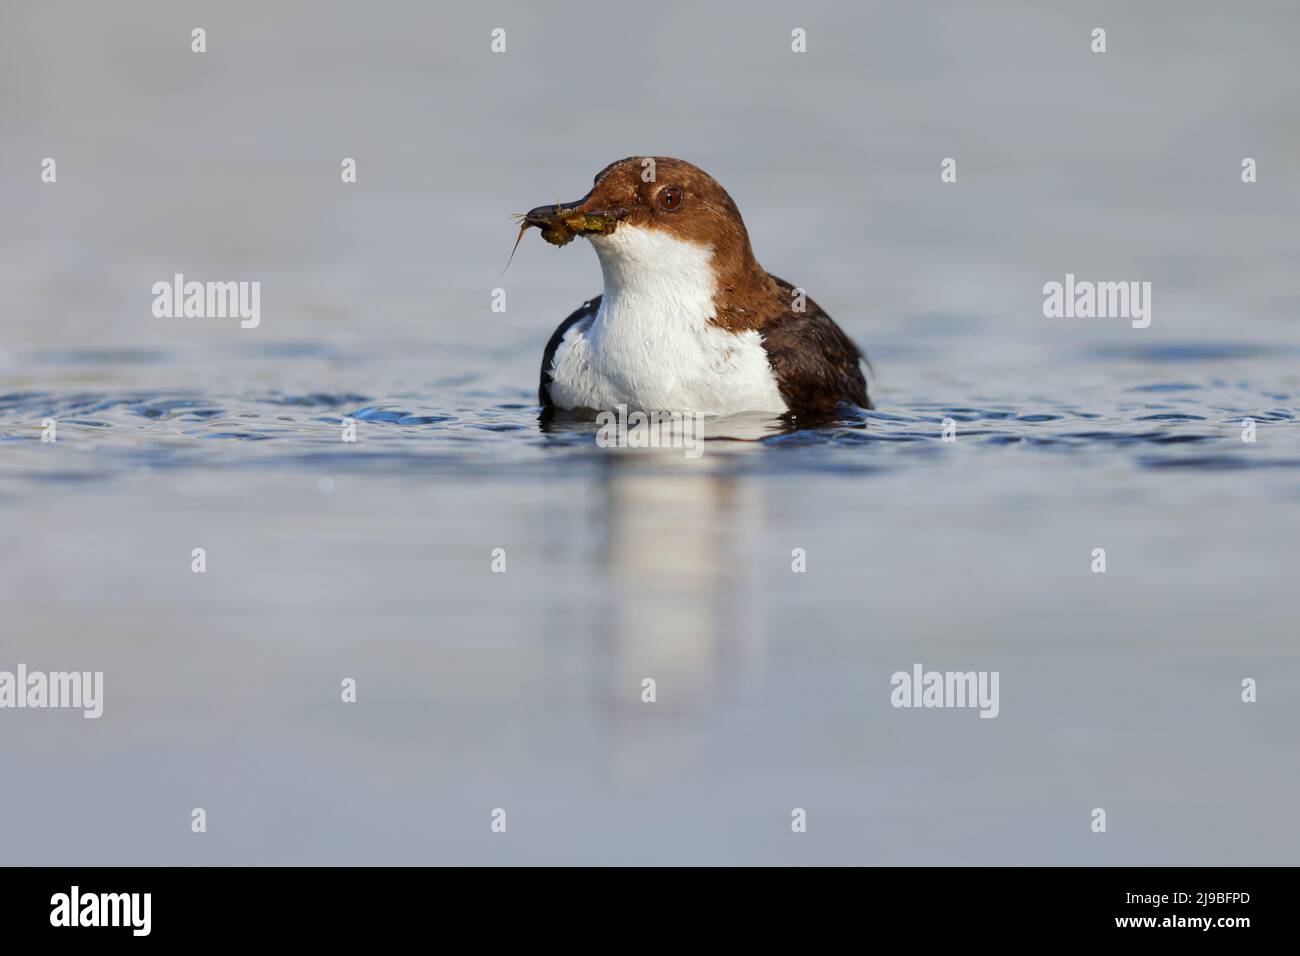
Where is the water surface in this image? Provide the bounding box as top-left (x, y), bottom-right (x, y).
top-left (2, 0), bottom-right (1299, 865)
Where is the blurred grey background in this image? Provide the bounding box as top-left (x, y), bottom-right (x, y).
top-left (1, 0), bottom-right (1298, 865)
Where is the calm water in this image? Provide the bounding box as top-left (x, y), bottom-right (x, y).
top-left (2, 0), bottom-right (1299, 864)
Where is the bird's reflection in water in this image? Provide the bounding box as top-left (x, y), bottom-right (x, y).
top-left (537, 410), bottom-right (858, 785)
top-left (589, 439), bottom-right (771, 784)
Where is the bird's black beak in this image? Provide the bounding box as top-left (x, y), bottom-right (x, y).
top-left (522, 197), bottom-right (584, 231)
top-left (520, 196), bottom-right (622, 247)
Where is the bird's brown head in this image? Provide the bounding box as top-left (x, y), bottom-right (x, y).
top-left (521, 158), bottom-right (771, 286)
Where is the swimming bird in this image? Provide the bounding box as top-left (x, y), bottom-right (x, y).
top-left (519, 157), bottom-right (870, 421)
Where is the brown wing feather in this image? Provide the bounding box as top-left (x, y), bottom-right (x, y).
top-left (760, 276), bottom-right (871, 416)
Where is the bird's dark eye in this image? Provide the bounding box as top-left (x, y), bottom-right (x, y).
top-left (658, 186), bottom-right (684, 210)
